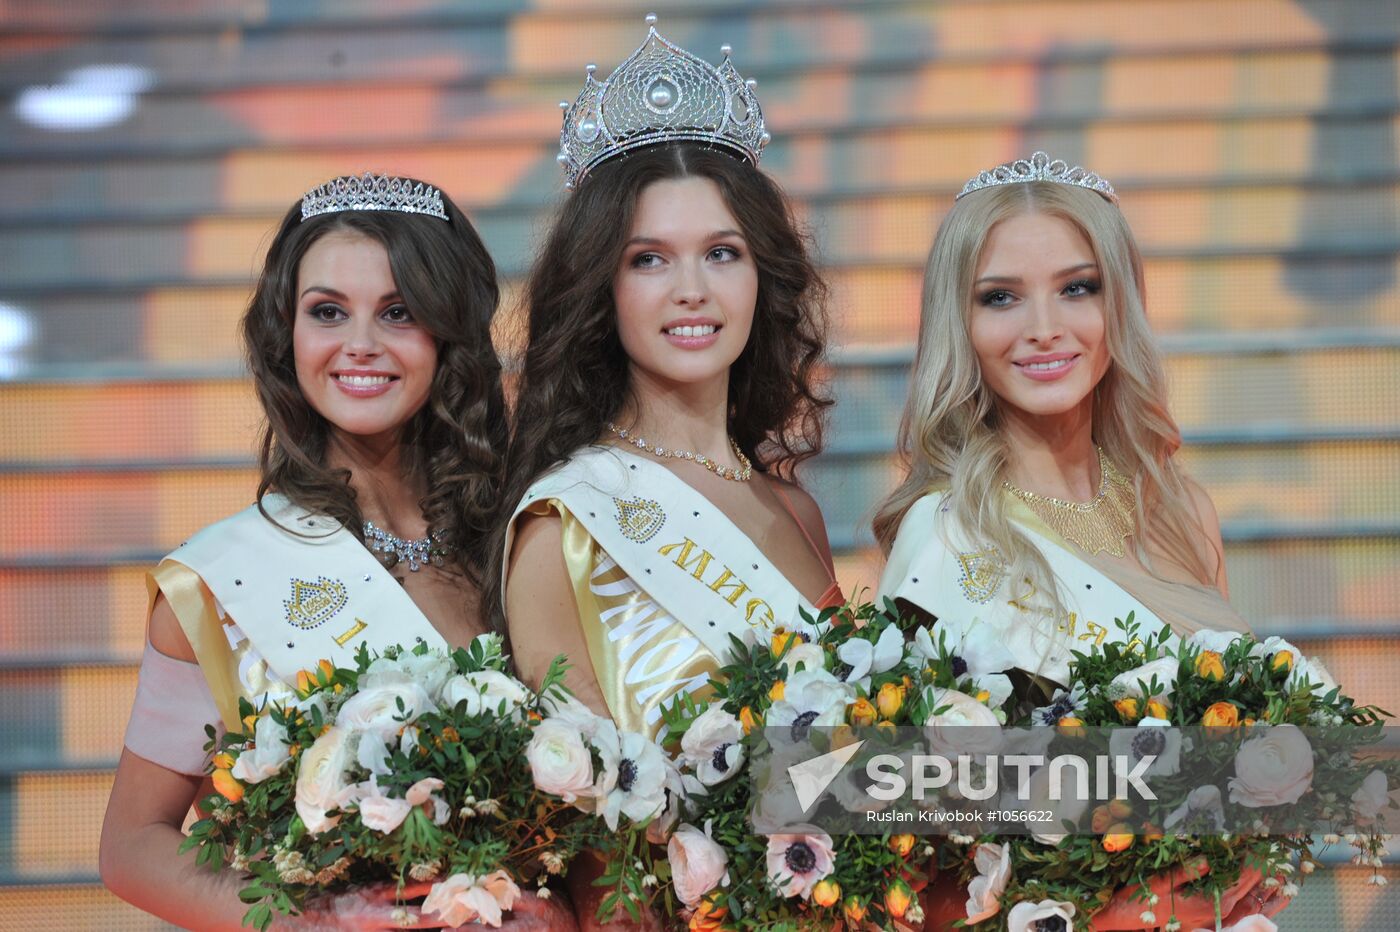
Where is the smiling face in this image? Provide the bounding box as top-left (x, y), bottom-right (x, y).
top-left (968, 211), bottom-right (1111, 425)
top-left (612, 176), bottom-right (758, 395)
top-left (292, 230), bottom-right (438, 445)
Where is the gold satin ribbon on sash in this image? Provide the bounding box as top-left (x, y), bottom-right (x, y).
top-left (525, 499), bottom-right (720, 737)
top-left (147, 561), bottom-right (245, 732)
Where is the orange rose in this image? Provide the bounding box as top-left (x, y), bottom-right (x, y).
top-left (812, 878), bottom-right (841, 908)
top-left (850, 697), bottom-right (878, 728)
top-left (1057, 715), bottom-right (1086, 738)
top-left (739, 706), bottom-right (760, 735)
top-left (212, 752), bottom-right (235, 770)
top-left (1195, 650), bottom-right (1226, 681)
top-left (1202, 701), bottom-right (1239, 729)
top-left (843, 895), bottom-right (869, 924)
top-left (1107, 798), bottom-right (1133, 820)
top-left (1145, 698), bottom-right (1170, 720)
top-left (876, 682), bottom-right (906, 720)
top-left (770, 628), bottom-right (802, 657)
top-left (1271, 650), bottom-right (1294, 673)
top-left (1090, 805), bottom-right (1115, 834)
top-left (689, 896), bottom-right (727, 932)
top-left (884, 879), bottom-right (914, 920)
top-left (890, 834), bottom-right (916, 858)
top-left (1114, 697), bottom-right (1141, 721)
top-left (768, 680), bottom-right (786, 702)
top-left (212, 768), bottom-right (244, 804)
top-left (1102, 825), bottom-right (1134, 853)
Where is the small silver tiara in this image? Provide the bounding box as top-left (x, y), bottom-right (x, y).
top-left (957, 151), bottom-right (1118, 204)
top-left (556, 12), bottom-right (770, 189)
top-left (300, 172), bottom-right (448, 222)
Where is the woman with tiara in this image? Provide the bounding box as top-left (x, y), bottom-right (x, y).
top-left (99, 174), bottom-right (564, 929)
top-left (490, 14), bottom-right (840, 929)
top-left (874, 154), bottom-right (1287, 929)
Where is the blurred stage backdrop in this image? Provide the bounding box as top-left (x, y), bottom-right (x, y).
top-left (0, 0), bottom-right (1397, 928)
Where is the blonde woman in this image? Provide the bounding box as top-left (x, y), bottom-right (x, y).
top-left (874, 154), bottom-right (1284, 930)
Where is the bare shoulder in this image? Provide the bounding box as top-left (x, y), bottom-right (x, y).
top-left (503, 511), bottom-right (575, 640)
top-left (768, 475), bottom-right (828, 531)
top-left (147, 593), bottom-right (197, 663)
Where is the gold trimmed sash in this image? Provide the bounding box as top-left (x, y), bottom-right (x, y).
top-left (877, 491), bottom-right (1170, 686)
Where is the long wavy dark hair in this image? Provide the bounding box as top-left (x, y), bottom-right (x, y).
top-left (484, 144), bottom-right (831, 625)
top-left (242, 184), bottom-right (508, 584)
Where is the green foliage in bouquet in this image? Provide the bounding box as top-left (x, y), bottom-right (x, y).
top-left (181, 636), bottom-right (606, 930)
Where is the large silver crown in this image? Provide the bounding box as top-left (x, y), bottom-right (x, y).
top-left (957, 152), bottom-right (1118, 204)
top-left (301, 172), bottom-right (448, 222)
top-left (557, 13), bottom-right (770, 189)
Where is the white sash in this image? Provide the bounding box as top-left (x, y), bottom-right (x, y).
top-left (505, 446), bottom-right (817, 658)
top-left (877, 492), bottom-right (1170, 686)
top-left (167, 494), bottom-right (447, 683)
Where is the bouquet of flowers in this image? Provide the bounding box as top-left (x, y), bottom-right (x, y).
top-left (642, 599), bottom-right (1025, 930)
top-left (184, 634), bottom-right (629, 929)
top-left (948, 614), bottom-right (1399, 931)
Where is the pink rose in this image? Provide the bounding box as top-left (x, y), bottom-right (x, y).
top-left (668, 822), bottom-right (729, 907)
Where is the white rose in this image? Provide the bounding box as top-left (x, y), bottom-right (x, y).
top-left (528, 719), bottom-right (596, 803)
top-left (443, 671), bottom-right (530, 717)
top-left (1007, 899), bottom-right (1076, 932)
top-left (680, 706), bottom-right (745, 786)
top-left (396, 650), bottom-right (456, 701)
top-left (922, 688), bottom-right (1003, 757)
top-left (668, 822), bottom-right (730, 907)
top-left (1352, 769), bottom-right (1389, 823)
top-left (423, 870), bottom-right (521, 928)
top-left (965, 842), bottom-right (1010, 923)
top-left (1110, 657), bottom-right (1178, 701)
top-left (337, 681), bottom-right (436, 737)
top-left (230, 712), bottom-right (291, 784)
top-left (295, 725), bottom-right (356, 834)
top-left (1229, 724), bottom-right (1314, 808)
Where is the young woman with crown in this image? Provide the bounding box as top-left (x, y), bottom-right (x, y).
top-left (490, 15), bottom-right (841, 930)
top-left (98, 175), bottom-right (567, 929)
top-left (873, 155), bottom-right (1286, 929)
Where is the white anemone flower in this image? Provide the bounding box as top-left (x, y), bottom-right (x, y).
top-left (680, 706), bottom-right (746, 786)
top-left (1108, 717), bottom-right (1183, 778)
top-left (591, 722), bottom-right (671, 830)
top-left (912, 617), bottom-right (1017, 681)
top-left (766, 667), bottom-right (853, 743)
top-left (1164, 784), bottom-right (1226, 834)
top-left (837, 624), bottom-right (904, 689)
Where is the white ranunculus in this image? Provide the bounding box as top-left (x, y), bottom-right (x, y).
top-left (593, 722), bottom-right (671, 830)
top-left (442, 671), bottom-right (529, 718)
top-left (1352, 769), bottom-right (1390, 823)
top-left (357, 731), bottom-right (393, 775)
top-left (336, 680), bottom-right (436, 737)
top-left (294, 725), bottom-right (357, 834)
top-left (922, 687), bottom-right (1003, 757)
top-left (965, 842), bottom-right (1010, 923)
top-left (358, 792), bottom-right (413, 834)
top-left (681, 706), bottom-right (745, 786)
top-left (1023, 765), bottom-right (1093, 845)
top-left (540, 691), bottom-right (604, 739)
top-left (767, 667), bottom-right (852, 741)
top-left (781, 642), bottom-right (827, 677)
top-left (527, 718), bottom-right (596, 803)
top-left (1110, 656), bottom-right (1179, 701)
top-left (1186, 629), bottom-right (1245, 655)
top-left (395, 650), bottom-right (456, 702)
top-left (765, 829), bottom-right (835, 899)
top-left (1108, 716), bottom-right (1182, 778)
top-left (1229, 724), bottom-right (1314, 808)
top-left (1164, 784), bottom-right (1226, 833)
top-left (423, 870), bottom-right (521, 928)
top-left (1007, 899), bottom-right (1076, 932)
top-left (230, 712), bottom-right (292, 784)
top-left (838, 624), bottom-right (905, 687)
top-left (668, 821), bottom-right (730, 907)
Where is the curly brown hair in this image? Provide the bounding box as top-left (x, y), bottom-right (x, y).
top-left (484, 144), bottom-right (831, 626)
top-left (242, 185), bottom-right (508, 584)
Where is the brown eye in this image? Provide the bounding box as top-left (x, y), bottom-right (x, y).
top-left (382, 304), bottom-right (413, 323)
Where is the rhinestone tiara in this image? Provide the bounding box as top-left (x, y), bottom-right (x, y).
top-left (556, 13), bottom-right (770, 189)
top-left (957, 151), bottom-right (1118, 204)
top-left (300, 172), bottom-right (448, 222)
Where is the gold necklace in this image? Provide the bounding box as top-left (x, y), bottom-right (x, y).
top-left (1002, 447), bottom-right (1137, 557)
top-left (606, 422), bottom-right (754, 482)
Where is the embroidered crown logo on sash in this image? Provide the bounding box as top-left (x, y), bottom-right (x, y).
top-left (614, 496), bottom-right (666, 543)
top-left (283, 576), bottom-right (349, 630)
top-left (956, 550), bottom-right (1006, 604)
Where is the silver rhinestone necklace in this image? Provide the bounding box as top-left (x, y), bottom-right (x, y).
top-left (362, 520), bottom-right (450, 572)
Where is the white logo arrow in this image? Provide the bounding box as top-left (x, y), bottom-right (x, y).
top-left (787, 739), bottom-right (866, 812)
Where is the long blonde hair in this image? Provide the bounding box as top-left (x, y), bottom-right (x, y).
top-left (872, 181), bottom-right (1216, 610)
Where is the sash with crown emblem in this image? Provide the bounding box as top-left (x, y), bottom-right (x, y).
top-left (160, 494), bottom-right (447, 699)
top-left (877, 491), bottom-right (1169, 687)
top-left (504, 446), bottom-right (817, 734)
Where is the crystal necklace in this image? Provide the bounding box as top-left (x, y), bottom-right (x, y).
top-left (1002, 447), bottom-right (1137, 557)
top-left (362, 520), bottom-right (451, 572)
top-left (606, 422), bottom-right (753, 482)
